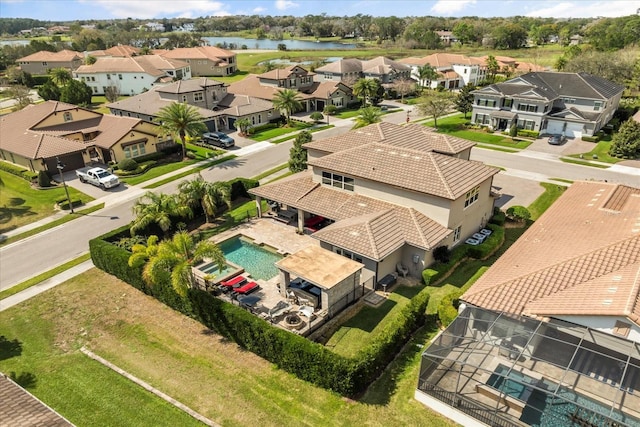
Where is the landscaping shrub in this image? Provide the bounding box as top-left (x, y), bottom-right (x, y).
top-left (437, 289), bottom-right (463, 327)
top-left (37, 170), bottom-right (51, 187)
top-left (506, 205), bottom-right (531, 222)
top-left (466, 224), bottom-right (503, 259)
top-left (324, 105), bottom-right (337, 115)
top-left (433, 245), bottom-right (450, 263)
top-left (248, 123), bottom-right (278, 135)
top-left (489, 207), bottom-right (506, 226)
top-left (424, 245), bottom-right (468, 286)
top-left (509, 123), bottom-right (518, 138)
top-left (422, 269), bottom-right (438, 285)
top-left (227, 177), bottom-right (259, 200)
top-left (118, 158), bottom-right (139, 172)
top-left (0, 162), bottom-right (35, 182)
top-left (581, 135), bottom-right (600, 142)
top-left (185, 151), bottom-right (197, 159)
top-left (517, 130), bottom-right (539, 138)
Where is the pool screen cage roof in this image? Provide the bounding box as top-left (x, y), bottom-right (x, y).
top-left (417, 306), bottom-right (640, 427)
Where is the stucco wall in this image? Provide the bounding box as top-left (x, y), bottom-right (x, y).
top-left (33, 107), bottom-right (99, 128)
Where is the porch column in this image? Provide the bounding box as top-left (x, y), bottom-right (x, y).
top-left (255, 196), bottom-right (263, 218)
top-left (297, 208), bottom-right (304, 233)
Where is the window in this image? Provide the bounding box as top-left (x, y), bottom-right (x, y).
top-left (476, 98), bottom-right (496, 107)
top-left (334, 247), bottom-right (363, 263)
top-left (118, 74), bottom-right (123, 80)
top-left (612, 321), bottom-right (630, 338)
top-left (123, 142), bottom-right (146, 159)
top-left (517, 103), bottom-right (538, 113)
top-left (594, 101), bottom-right (603, 111)
top-left (181, 95), bottom-right (187, 102)
top-left (562, 97), bottom-right (576, 104)
top-left (42, 61), bottom-right (47, 66)
top-left (90, 76), bottom-right (95, 81)
top-left (474, 113), bottom-right (490, 125)
top-left (63, 112), bottom-right (73, 122)
top-left (453, 226), bottom-right (461, 242)
top-left (503, 98), bottom-right (513, 108)
top-left (107, 74), bottom-right (111, 80)
top-left (464, 186), bottom-right (480, 208)
top-left (194, 92), bottom-right (204, 102)
top-left (322, 171), bottom-right (354, 191)
top-left (517, 119), bottom-right (536, 130)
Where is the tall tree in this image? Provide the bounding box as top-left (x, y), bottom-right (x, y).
top-left (417, 91), bottom-right (455, 130)
top-left (455, 83), bottom-right (475, 118)
top-left (48, 68), bottom-right (72, 86)
top-left (37, 79), bottom-right (61, 101)
top-left (288, 130), bottom-right (312, 172)
top-left (179, 175), bottom-right (231, 223)
top-left (129, 231), bottom-right (225, 296)
top-left (60, 79), bottom-right (92, 105)
top-left (154, 102), bottom-right (206, 160)
top-left (10, 85), bottom-right (32, 111)
top-left (609, 119), bottom-right (640, 159)
top-left (272, 88), bottom-right (303, 123)
top-left (391, 78), bottom-right (415, 103)
top-left (352, 78), bottom-right (378, 106)
top-left (353, 106), bottom-right (382, 129)
top-left (131, 191), bottom-right (192, 236)
top-left (486, 55), bottom-right (500, 83)
top-left (416, 64), bottom-right (439, 91)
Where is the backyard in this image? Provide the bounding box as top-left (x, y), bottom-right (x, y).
top-left (0, 170), bottom-right (94, 233)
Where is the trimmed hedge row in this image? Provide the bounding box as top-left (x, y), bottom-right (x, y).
top-left (466, 224), bottom-right (503, 259)
top-left (0, 162), bottom-right (38, 182)
top-left (90, 224), bottom-right (432, 396)
top-left (518, 129), bottom-right (539, 138)
top-left (227, 177), bottom-right (259, 200)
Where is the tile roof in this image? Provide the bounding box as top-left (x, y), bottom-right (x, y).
top-left (463, 181), bottom-right (640, 326)
top-left (307, 130), bottom-right (496, 200)
top-left (304, 122), bottom-right (475, 156)
top-left (17, 49), bottom-right (82, 62)
top-left (74, 55), bottom-right (188, 76)
top-left (217, 93), bottom-right (274, 116)
top-left (315, 58), bottom-right (364, 74)
top-left (155, 46), bottom-right (235, 61)
top-left (250, 172), bottom-right (451, 259)
top-left (257, 65), bottom-right (313, 80)
top-left (90, 45), bottom-right (140, 57)
top-left (314, 56), bottom-right (409, 75)
top-left (398, 53), bottom-right (485, 68)
top-left (0, 374), bottom-right (74, 426)
top-left (155, 77), bottom-right (224, 94)
top-left (275, 245), bottom-right (363, 289)
top-left (106, 87), bottom-right (220, 119)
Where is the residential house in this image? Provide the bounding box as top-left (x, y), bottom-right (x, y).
top-left (16, 49), bottom-right (84, 75)
top-left (155, 46), bottom-right (237, 77)
top-left (471, 72), bottom-right (624, 137)
top-left (228, 65), bottom-right (354, 114)
top-left (314, 56), bottom-right (412, 87)
top-left (47, 25), bottom-right (70, 34)
top-left (144, 22), bottom-right (165, 32)
top-left (415, 181), bottom-right (640, 427)
top-left (249, 122), bottom-right (499, 285)
top-left (73, 55), bottom-right (191, 95)
top-left (479, 55), bottom-right (547, 75)
top-left (399, 53), bottom-right (487, 90)
top-left (0, 101), bottom-right (171, 174)
top-left (435, 30), bottom-right (457, 45)
top-left (89, 45), bottom-right (141, 58)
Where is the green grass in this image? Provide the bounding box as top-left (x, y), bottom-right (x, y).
top-left (251, 163), bottom-right (288, 181)
top-left (476, 144), bottom-right (520, 152)
top-left (0, 270), bottom-right (455, 426)
top-left (335, 108), bottom-right (363, 119)
top-left (528, 182), bottom-right (568, 221)
top-left (567, 139), bottom-right (621, 164)
top-left (0, 253), bottom-right (91, 300)
top-left (143, 155), bottom-right (236, 189)
top-left (249, 122), bottom-right (312, 141)
top-left (559, 157), bottom-right (610, 168)
top-left (326, 285), bottom-right (423, 357)
top-left (197, 199), bottom-right (266, 239)
top-left (0, 203), bottom-right (105, 246)
top-left (549, 178), bottom-right (574, 184)
top-left (0, 171), bottom-right (94, 233)
top-left (205, 70), bottom-right (249, 83)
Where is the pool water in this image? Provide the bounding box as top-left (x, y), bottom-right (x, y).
top-left (219, 236), bottom-right (282, 281)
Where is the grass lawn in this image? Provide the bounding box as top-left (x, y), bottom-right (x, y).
top-left (143, 155), bottom-right (236, 189)
top-left (559, 157), bottom-right (610, 168)
top-left (326, 285), bottom-right (424, 357)
top-left (0, 270), bottom-right (455, 426)
top-left (567, 138), bottom-right (621, 164)
top-left (206, 70), bottom-right (249, 83)
top-left (528, 182), bottom-right (568, 221)
top-left (0, 171), bottom-right (94, 233)
top-left (249, 122), bottom-right (312, 141)
top-left (119, 160), bottom-right (199, 186)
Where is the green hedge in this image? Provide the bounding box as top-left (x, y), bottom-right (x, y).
top-left (581, 135), bottom-right (600, 142)
top-left (0, 161), bottom-right (38, 182)
top-left (423, 245), bottom-right (468, 285)
top-left (466, 224), bottom-right (503, 259)
top-left (518, 130), bottom-right (539, 138)
top-left (228, 177), bottom-right (259, 200)
top-left (90, 224), bottom-right (433, 396)
top-left (437, 289), bottom-right (463, 327)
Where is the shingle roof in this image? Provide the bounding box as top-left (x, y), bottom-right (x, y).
top-left (106, 87), bottom-right (220, 119)
top-left (155, 77), bottom-right (224, 94)
top-left (257, 65), bottom-right (314, 80)
top-left (507, 72), bottom-right (624, 100)
top-left (309, 144), bottom-right (496, 199)
top-left (17, 49), bottom-right (82, 62)
top-left (315, 58), bottom-right (364, 74)
top-left (249, 172), bottom-right (451, 259)
top-left (217, 93), bottom-right (274, 116)
top-left (0, 374), bottom-right (74, 426)
top-left (463, 181), bottom-right (640, 326)
top-left (304, 122), bottom-right (475, 156)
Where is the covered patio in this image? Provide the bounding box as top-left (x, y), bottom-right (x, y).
top-left (490, 110), bottom-right (518, 131)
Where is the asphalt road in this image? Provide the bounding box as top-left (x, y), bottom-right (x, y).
top-left (1, 112), bottom-right (638, 290)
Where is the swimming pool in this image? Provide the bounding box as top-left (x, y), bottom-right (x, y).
top-left (219, 235), bottom-right (282, 281)
top-left (193, 261), bottom-right (243, 285)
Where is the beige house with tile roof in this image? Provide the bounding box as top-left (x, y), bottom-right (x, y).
top-left (155, 46), bottom-right (237, 77)
top-left (399, 53), bottom-right (487, 90)
top-left (0, 101), bottom-right (170, 174)
top-left (250, 122), bottom-right (499, 283)
top-left (17, 49), bottom-right (84, 75)
top-left (89, 45), bottom-right (141, 58)
top-left (463, 180), bottom-right (640, 343)
top-left (314, 56), bottom-right (411, 86)
top-left (73, 55), bottom-right (191, 96)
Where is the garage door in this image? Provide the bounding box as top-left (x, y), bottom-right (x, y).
top-left (44, 152), bottom-right (85, 174)
top-left (545, 120), bottom-right (564, 135)
top-left (564, 122), bottom-right (583, 139)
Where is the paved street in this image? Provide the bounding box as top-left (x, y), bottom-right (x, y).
top-left (1, 108), bottom-right (639, 292)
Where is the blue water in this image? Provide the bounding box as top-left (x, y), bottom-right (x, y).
top-left (219, 236), bottom-right (282, 281)
top-left (202, 36), bottom-right (356, 50)
top-left (488, 364), bottom-right (640, 427)
top-left (196, 262), bottom-right (237, 278)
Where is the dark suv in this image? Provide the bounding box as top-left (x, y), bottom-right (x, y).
top-left (547, 134), bottom-right (567, 145)
top-left (202, 131), bottom-right (235, 148)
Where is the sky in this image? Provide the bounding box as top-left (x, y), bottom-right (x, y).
top-left (1, 0), bottom-right (638, 21)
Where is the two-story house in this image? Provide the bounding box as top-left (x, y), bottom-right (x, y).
top-left (155, 46), bottom-right (237, 77)
top-left (314, 56), bottom-right (412, 88)
top-left (73, 55), bottom-right (191, 95)
top-left (0, 101), bottom-right (171, 174)
top-left (399, 53), bottom-right (487, 90)
top-left (16, 49), bottom-right (84, 75)
top-left (471, 72), bottom-right (625, 137)
top-left (249, 123), bottom-right (499, 284)
top-left (228, 65), bottom-right (354, 114)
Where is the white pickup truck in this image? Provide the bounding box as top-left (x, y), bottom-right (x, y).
top-left (75, 167), bottom-right (120, 189)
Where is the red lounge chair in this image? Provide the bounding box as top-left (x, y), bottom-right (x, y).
top-left (221, 275), bottom-right (247, 288)
top-left (233, 281), bottom-right (259, 294)
top-left (304, 215), bottom-right (324, 228)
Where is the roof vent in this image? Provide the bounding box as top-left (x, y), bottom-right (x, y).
top-left (608, 286), bottom-right (618, 293)
top-left (612, 275), bottom-right (622, 281)
top-left (602, 299), bottom-right (613, 306)
top-left (357, 202), bottom-right (367, 207)
top-left (349, 231), bottom-right (360, 236)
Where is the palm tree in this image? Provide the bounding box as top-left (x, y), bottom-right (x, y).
top-left (179, 175), bottom-right (231, 223)
top-left (416, 64), bottom-right (439, 92)
top-left (352, 78), bottom-right (378, 107)
top-left (48, 68), bottom-right (72, 87)
top-left (154, 102), bottom-right (207, 160)
top-left (272, 88), bottom-right (303, 124)
top-left (129, 231), bottom-right (225, 296)
top-left (130, 191), bottom-right (192, 236)
top-left (353, 106), bottom-right (382, 129)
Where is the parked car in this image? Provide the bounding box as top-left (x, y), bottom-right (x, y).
top-left (548, 134), bottom-right (567, 145)
top-left (75, 167), bottom-right (120, 189)
top-left (202, 131), bottom-right (235, 148)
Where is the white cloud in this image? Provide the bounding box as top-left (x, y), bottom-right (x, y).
top-left (430, 0), bottom-right (477, 15)
top-left (253, 7), bottom-right (267, 13)
top-left (275, 0), bottom-right (299, 11)
top-left (84, 0), bottom-right (228, 19)
top-left (525, 1), bottom-right (639, 18)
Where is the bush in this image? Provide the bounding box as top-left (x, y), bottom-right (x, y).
top-left (466, 224), bottom-right (503, 259)
top-left (581, 135), bottom-right (600, 142)
top-left (227, 177), bottom-right (259, 200)
top-left (517, 130), bottom-right (539, 138)
top-left (506, 205), bottom-right (531, 222)
top-left (186, 151), bottom-right (196, 159)
top-left (37, 170), bottom-right (51, 187)
top-left (310, 112), bottom-right (324, 123)
top-left (490, 207), bottom-right (506, 226)
top-left (118, 158), bottom-right (139, 172)
top-left (437, 289), bottom-right (463, 327)
top-left (509, 123), bottom-right (518, 138)
top-left (324, 105), bottom-right (337, 115)
top-left (433, 245), bottom-right (450, 263)
top-left (58, 198), bottom-right (82, 210)
top-left (424, 245), bottom-right (468, 285)
top-left (0, 162), bottom-right (37, 182)
top-left (422, 269), bottom-right (438, 285)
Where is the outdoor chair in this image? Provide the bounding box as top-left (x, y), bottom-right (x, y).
top-left (396, 262), bottom-right (409, 278)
